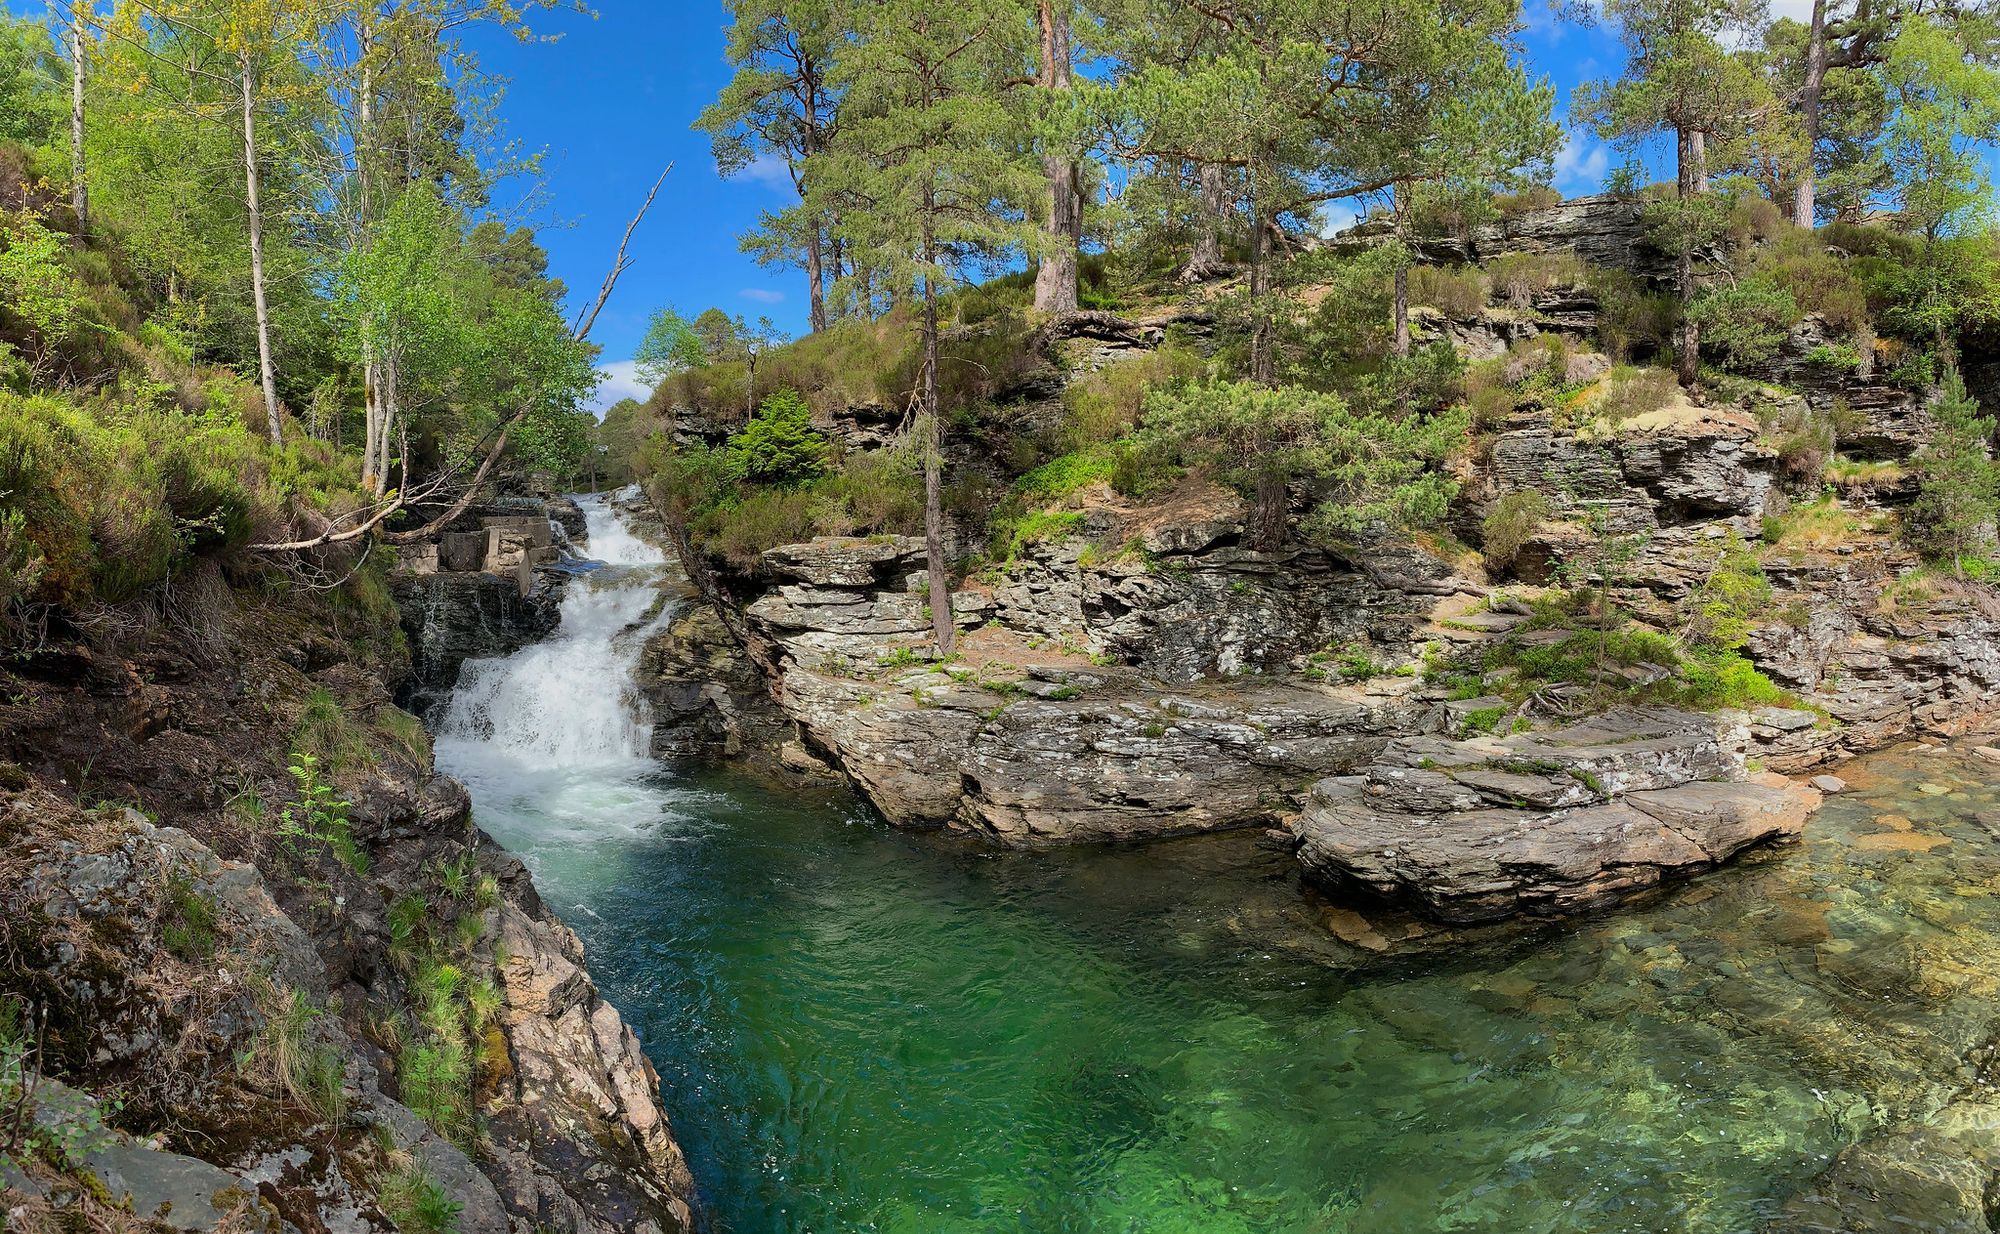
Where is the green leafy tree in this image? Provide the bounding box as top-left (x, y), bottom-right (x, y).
top-left (727, 388), bottom-right (830, 486)
top-left (1878, 15), bottom-right (2000, 361)
top-left (811, 0), bottom-right (1041, 654)
top-left (1140, 378), bottom-right (1466, 550)
top-left (633, 307), bottom-right (710, 390)
top-left (1906, 366), bottom-right (2000, 572)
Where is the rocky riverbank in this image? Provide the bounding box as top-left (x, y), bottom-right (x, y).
top-left (636, 191), bottom-right (2000, 927)
top-left (0, 518), bottom-right (696, 1234)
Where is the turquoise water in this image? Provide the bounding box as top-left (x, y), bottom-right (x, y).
top-left (433, 497), bottom-right (2000, 1232)
top-left (445, 749), bottom-right (2000, 1234)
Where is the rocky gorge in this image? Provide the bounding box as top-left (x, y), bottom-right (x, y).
top-left (0, 512), bottom-right (697, 1234)
top-left (634, 194), bottom-right (2000, 930)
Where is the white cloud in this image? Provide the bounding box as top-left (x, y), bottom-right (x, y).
top-left (739, 287), bottom-right (785, 304)
top-left (1317, 201), bottom-right (1363, 238)
top-left (1553, 133), bottom-right (1610, 193)
top-left (735, 153), bottom-right (796, 192)
top-left (588, 360), bottom-right (651, 418)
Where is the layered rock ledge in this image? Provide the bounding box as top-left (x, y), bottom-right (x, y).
top-left (1292, 708), bottom-right (1822, 922)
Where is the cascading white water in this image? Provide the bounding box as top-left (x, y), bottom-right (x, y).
top-left (433, 490), bottom-right (677, 770)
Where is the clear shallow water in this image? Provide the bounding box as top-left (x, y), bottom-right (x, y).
top-left (436, 497), bottom-right (2000, 1234)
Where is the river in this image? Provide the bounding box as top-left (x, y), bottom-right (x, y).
top-left (433, 493), bottom-right (2000, 1234)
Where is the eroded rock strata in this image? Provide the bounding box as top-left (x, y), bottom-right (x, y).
top-left (642, 190), bottom-right (2000, 930)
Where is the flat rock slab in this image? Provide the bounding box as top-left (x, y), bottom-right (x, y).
top-left (1291, 708), bottom-right (1822, 923)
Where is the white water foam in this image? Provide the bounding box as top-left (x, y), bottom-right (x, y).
top-left (433, 490), bottom-right (677, 771)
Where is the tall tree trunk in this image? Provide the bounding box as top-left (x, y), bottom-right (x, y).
top-left (1252, 471), bottom-right (1288, 552)
top-left (1031, 0), bottom-right (1080, 316)
top-left (241, 54), bottom-right (282, 443)
top-left (1248, 196), bottom-right (1275, 385)
top-left (69, 9), bottom-right (87, 234)
top-left (1691, 130), bottom-right (1709, 194)
top-left (1795, 0), bottom-right (1829, 227)
top-left (920, 265), bottom-right (954, 655)
top-left (1181, 162), bottom-right (1228, 281)
top-left (805, 225), bottom-right (828, 333)
top-left (1392, 181), bottom-right (1411, 359)
top-left (1676, 125), bottom-right (1700, 389)
top-left (359, 10), bottom-right (386, 494)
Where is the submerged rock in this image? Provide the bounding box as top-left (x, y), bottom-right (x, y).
top-left (1291, 708), bottom-right (1821, 923)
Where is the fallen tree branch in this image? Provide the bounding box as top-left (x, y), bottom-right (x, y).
top-left (250, 168), bottom-right (671, 555)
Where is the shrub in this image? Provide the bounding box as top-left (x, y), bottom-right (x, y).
top-left (708, 487), bottom-right (818, 571)
top-left (377, 1161), bottom-right (463, 1234)
top-left (1675, 650), bottom-right (1787, 709)
top-left (726, 388), bottom-right (829, 487)
top-left (1492, 185), bottom-right (1563, 216)
top-left (1058, 341), bottom-right (1203, 448)
top-left (1593, 365), bottom-right (1678, 424)
top-left (1687, 278), bottom-right (1800, 369)
top-left (1758, 399), bottom-right (1836, 485)
top-left (1590, 268), bottom-right (1680, 361)
top-left (0, 214), bottom-right (87, 378)
top-left (1409, 265), bottom-right (1490, 319)
top-left (1676, 533), bottom-right (1771, 652)
top-left (1139, 378), bottom-right (1466, 548)
top-left (1761, 494), bottom-right (1868, 550)
top-left (1481, 490), bottom-right (1549, 570)
top-left (1905, 368), bottom-right (2000, 570)
top-left (1484, 251), bottom-right (1588, 308)
top-left (1750, 230), bottom-right (1870, 335)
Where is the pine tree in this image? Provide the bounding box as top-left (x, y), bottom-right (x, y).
top-left (1908, 367), bottom-right (2000, 573)
top-left (812, 0), bottom-right (1040, 655)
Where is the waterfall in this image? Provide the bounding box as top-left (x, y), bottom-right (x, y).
top-left (433, 490), bottom-right (677, 770)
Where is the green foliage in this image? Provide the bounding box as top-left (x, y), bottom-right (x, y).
top-left (377, 1161), bottom-right (464, 1234)
top-left (1484, 251), bottom-right (1587, 309)
top-left (633, 307), bottom-right (711, 390)
top-left (1139, 378), bottom-right (1465, 549)
top-left (1590, 267), bottom-right (1680, 362)
top-left (397, 1039), bottom-right (472, 1144)
top-left (726, 388), bottom-right (830, 487)
top-left (256, 988), bottom-right (348, 1125)
top-left (1687, 278), bottom-right (1800, 369)
top-left (1749, 230), bottom-right (1870, 335)
top-left (1481, 490), bottom-right (1549, 571)
top-left (1408, 265), bottom-right (1490, 319)
top-left (161, 870), bottom-right (220, 962)
top-left (276, 754), bottom-right (365, 874)
top-left (1905, 367), bottom-right (1999, 569)
top-left (1677, 533), bottom-right (1771, 652)
top-left (1592, 365), bottom-right (1678, 424)
top-left (0, 214), bottom-right (90, 380)
top-left (1058, 342), bottom-right (1205, 450)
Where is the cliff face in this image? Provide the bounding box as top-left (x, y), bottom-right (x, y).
top-left (643, 193), bottom-right (2000, 925)
top-left (0, 520), bottom-right (695, 1234)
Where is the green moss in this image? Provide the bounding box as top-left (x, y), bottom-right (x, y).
top-left (160, 871), bottom-right (219, 962)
